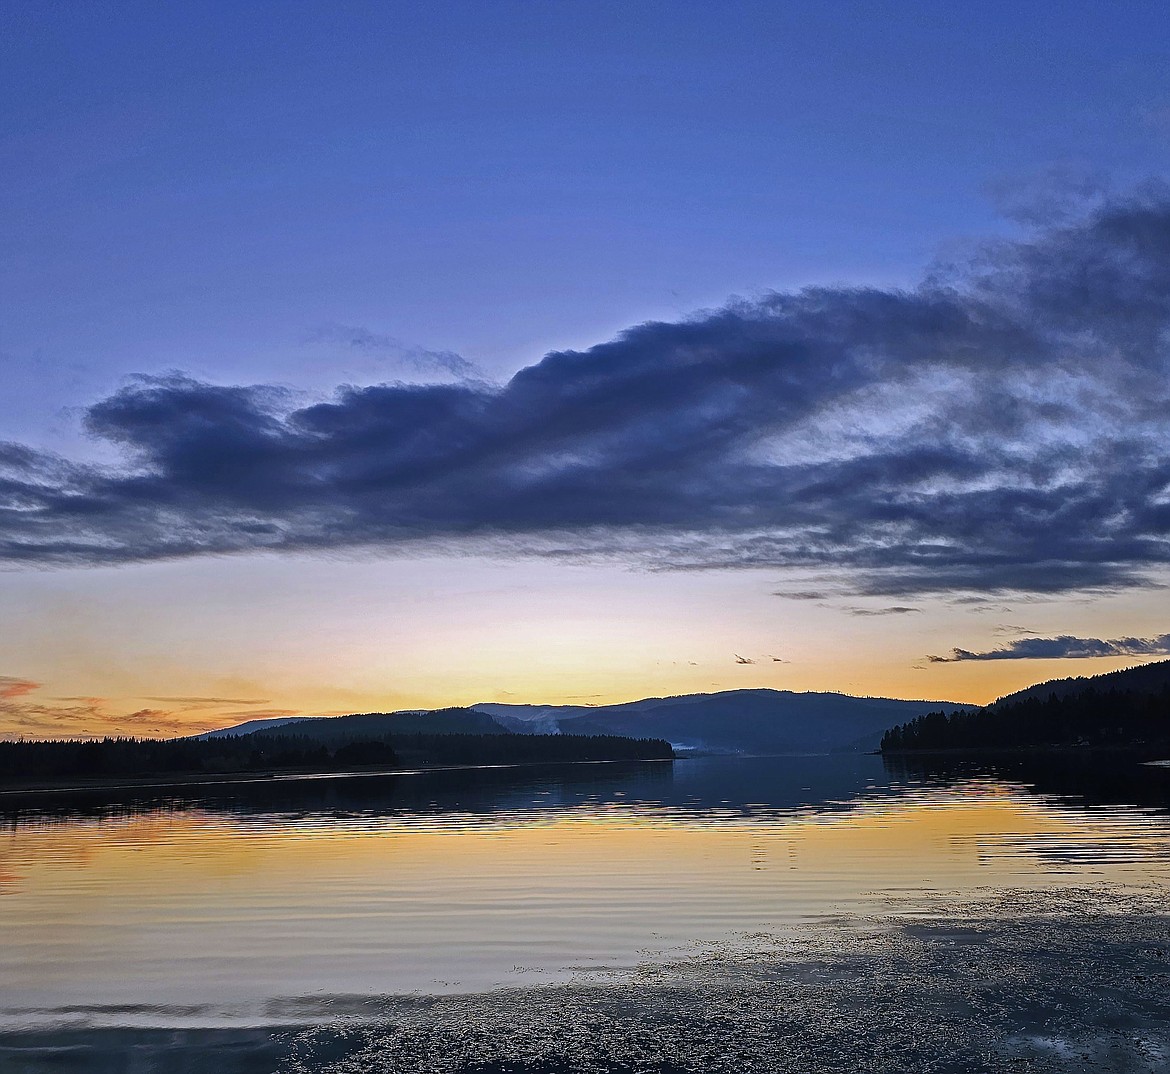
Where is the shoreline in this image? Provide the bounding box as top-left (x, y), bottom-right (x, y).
top-left (0, 754), bottom-right (675, 801)
top-left (880, 743), bottom-right (1170, 759)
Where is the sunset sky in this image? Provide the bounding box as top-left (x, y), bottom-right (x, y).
top-left (3, 1), bottom-right (1170, 738)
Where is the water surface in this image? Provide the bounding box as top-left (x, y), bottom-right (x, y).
top-left (4, 752), bottom-right (1170, 1040)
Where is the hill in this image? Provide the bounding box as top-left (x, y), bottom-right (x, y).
top-left (198, 715), bottom-right (316, 739)
top-left (990, 659), bottom-right (1170, 707)
top-left (474, 689), bottom-right (972, 754)
top-left (199, 707), bottom-right (506, 742)
top-left (882, 660), bottom-right (1170, 754)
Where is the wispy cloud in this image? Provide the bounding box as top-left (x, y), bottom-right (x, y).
top-left (4, 190), bottom-right (1170, 596)
top-left (144, 696), bottom-right (271, 707)
top-left (308, 324), bottom-right (484, 381)
top-left (928, 634), bottom-right (1170, 662)
top-left (0, 676), bottom-right (40, 700)
top-left (992, 624), bottom-right (1041, 636)
top-left (0, 700), bottom-right (209, 740)
top-left (0, 678), bottom-right (226, 740)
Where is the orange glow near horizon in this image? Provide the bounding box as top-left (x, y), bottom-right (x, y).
top-left (2, 553), bottom-right (1168, 738)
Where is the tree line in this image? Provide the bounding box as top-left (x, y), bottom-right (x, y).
top-left (881, 684), bottom-right (1170, 753)
top-left (0, 730), bottom-right (673, 786)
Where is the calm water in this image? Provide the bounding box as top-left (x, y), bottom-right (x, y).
top-left (3, 752), bottom-right (1170, 1039)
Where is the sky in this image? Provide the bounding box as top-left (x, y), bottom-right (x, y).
top-left (3, 1), bottom-right (1170, 738)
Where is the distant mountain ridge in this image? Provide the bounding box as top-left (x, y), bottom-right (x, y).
top-left (475, 689), bottom-right (972, 753)
top-left (199, 715), bottom-right (318, 739)
top-left (199, 708), bottom-right (505, 742)
top-left (205, 689), bottom-right (974, 754)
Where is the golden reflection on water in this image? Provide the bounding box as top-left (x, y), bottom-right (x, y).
top-left (3, 768), bottom-right (1170, 1028)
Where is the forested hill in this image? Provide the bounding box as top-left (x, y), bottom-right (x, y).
top-left (989, 659), bottom-right (1170, 708)
top-left (882, 661), bottom-right (1170, 754)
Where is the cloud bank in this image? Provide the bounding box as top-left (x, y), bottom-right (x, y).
top-left (928, 634), bottom-right (1170, 662)
top-left (4, 189), bottom-right (1170, 595)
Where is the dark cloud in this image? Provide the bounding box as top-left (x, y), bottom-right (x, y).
top-left (848, 606), bottom-right (921, 617)
top-left (4, 191), bottom-right (1170, 594)
top-left (928, 634), bottom-right (1170, 662)
top-left (734, 654), bottom-right (755, 664)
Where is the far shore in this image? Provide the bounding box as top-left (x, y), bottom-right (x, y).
top-left (0, 754), bottom-right (677, 802)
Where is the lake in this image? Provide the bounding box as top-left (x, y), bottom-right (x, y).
top-left (3, 752), bottom-right (1170, 1073)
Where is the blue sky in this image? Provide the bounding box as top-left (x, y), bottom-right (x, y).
top-left (7, 1), bottom-right (1169, 440)
top-left (2, 2), bottom-right (1170, 735)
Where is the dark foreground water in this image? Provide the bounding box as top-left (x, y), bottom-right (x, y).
top-left (2, 753), bottom-right (1170, 1072)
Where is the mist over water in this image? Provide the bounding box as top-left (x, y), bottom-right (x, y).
top-left (3, 753), bottom-right (1170, 1071)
